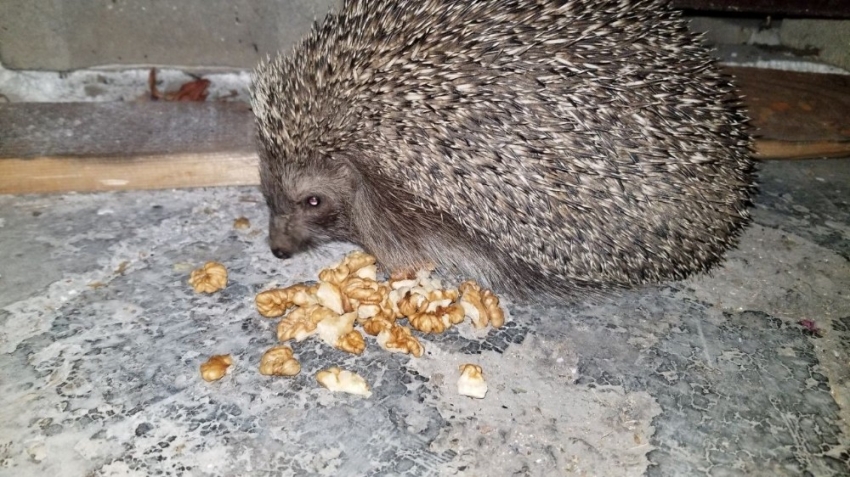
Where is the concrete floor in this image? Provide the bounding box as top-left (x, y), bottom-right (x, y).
top-left (1, 158), bottom-right (849, 476)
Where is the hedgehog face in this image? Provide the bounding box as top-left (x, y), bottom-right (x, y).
top-left (261, 160), bottom-right (356, 260)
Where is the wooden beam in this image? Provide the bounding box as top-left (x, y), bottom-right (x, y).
top-left (0, 152), bottom-right (259, 195)
top-left (755, 140), bottom-right (850, 160)
top-left (722, 66), bottom-right (850, 160)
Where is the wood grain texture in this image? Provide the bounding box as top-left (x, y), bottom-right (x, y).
top-left (1, 67), bottom-right (848, 194)
top-left (0, 152), bottom-right (260, 194)
top-left (724, 66), bottom-right (850, 159)
top-left (724, 66), bottom-right (850, 144)
top-left (755, 140), bottom-right (850, 160)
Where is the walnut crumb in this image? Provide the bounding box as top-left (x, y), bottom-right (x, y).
top-left (233, 217), bottom-right (251, 229)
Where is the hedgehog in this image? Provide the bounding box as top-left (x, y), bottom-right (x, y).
top-left (250, 0), bottom-right (756, 299)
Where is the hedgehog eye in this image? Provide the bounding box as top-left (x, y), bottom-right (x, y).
top-left (303, 195), bottom-right (321, 207)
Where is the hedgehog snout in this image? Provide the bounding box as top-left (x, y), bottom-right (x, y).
top-left (271, 247), bottom-right (291, 259)
top-left (268, 234), bottom-right (298, 260)
top-left (268, 215), bottom-right (302, 260)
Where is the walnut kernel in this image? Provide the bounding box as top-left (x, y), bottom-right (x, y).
top-left (428, 288), bottom-right (460, 303)
top-left (341, 277), bottom-right (386, 305)
top-left (337, 330), bottom-right (366, 355)
top-left (409, 312), bottom-right (448, 334)
top-left (458, 280), bottom-right (481, 295)
top-left (316, 281), bottom-right (345, 315)
top-left (397, 291), bottom-right (428, 317)
top-left (481, 289), bottom-right (505, 328)
top-left (356, 303), bottom-right (382, 320)
top-left (318, 265), bottom-right (350, 285)
top-left (353, 264), bottom-right (378, 281)
top-left (341, 251), bottom-right (377, 272)
top-left (390, 279), bottom-right (418, 289)
top-left (276, 304), bottom-right (323, 342)
top-left (362, 315), bottom-right (396, 336)
top-left (200, 354), bottom-right (232, 382)
top-left (189, 262), bottom-right (228, 294)
top-left (377, 325), bottom-right (424, 357)
top-left (316, 311), bottom-right (356, 347)
top-left (457, 364), bottom-right (488, 399)
top-left (442, 303), bottom-right (466, 325)
top-left (256, 284), bottom-right (317, 318)
top-left (316, 366), bottom-right (372, 397)
top-left (458, 281), bottom-right (505, 329)
top-left (259, 346), bottom-right (301, 376)
top-left (459, 281), bottom-right (490, 329)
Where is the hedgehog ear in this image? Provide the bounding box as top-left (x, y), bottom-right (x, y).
top-left (334, 151), bottom-right (369, 182)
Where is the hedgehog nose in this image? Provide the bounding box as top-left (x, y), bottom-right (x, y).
top-left (271, 247), bottom-right (291, 260)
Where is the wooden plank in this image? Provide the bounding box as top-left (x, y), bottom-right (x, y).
top-left (0, 152), bottom-right (259, 195)
top-left (722, 66), bottom-right (850, 159)
top-left (673, 0), bottom-right (850, 18)
top-left (755, 140), bottom-right (850, 160)
top-left (1, 66), bottom-right (849, 194)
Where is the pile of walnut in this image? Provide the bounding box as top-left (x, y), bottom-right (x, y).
top-left (253, 251), bottom-right (503, 396)
top-left (256, 251), bottom-right (504, 356)
top-left (192, 251), bottom-right (501, 399)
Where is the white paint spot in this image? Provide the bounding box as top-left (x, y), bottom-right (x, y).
top-left (99, 179), bottom-right (129, 186)
top-left (26, 442), bottom-right (46, 462)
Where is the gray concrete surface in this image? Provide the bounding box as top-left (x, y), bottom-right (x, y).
top-left (1, 158), bottom-right (849, 476)
top-left (0, 0), bottom-right (338, 71)
top-left (688, 16), bottom-right (850, 72)
top-left (1, 1), bottom-right (848, 74)
top-left (688, 16), bottom-right (781, 47)
top-left (781, 19), bottom-right (850, 72)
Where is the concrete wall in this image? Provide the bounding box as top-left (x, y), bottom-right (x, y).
top-left (781, 19), bottom-right (850, 72)
top-left (0, 0), bottom-right (338, 71)
top-left (0, 1), bottom-right (848, 73)
top-left (688, 16), bottom-right (850, 72)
